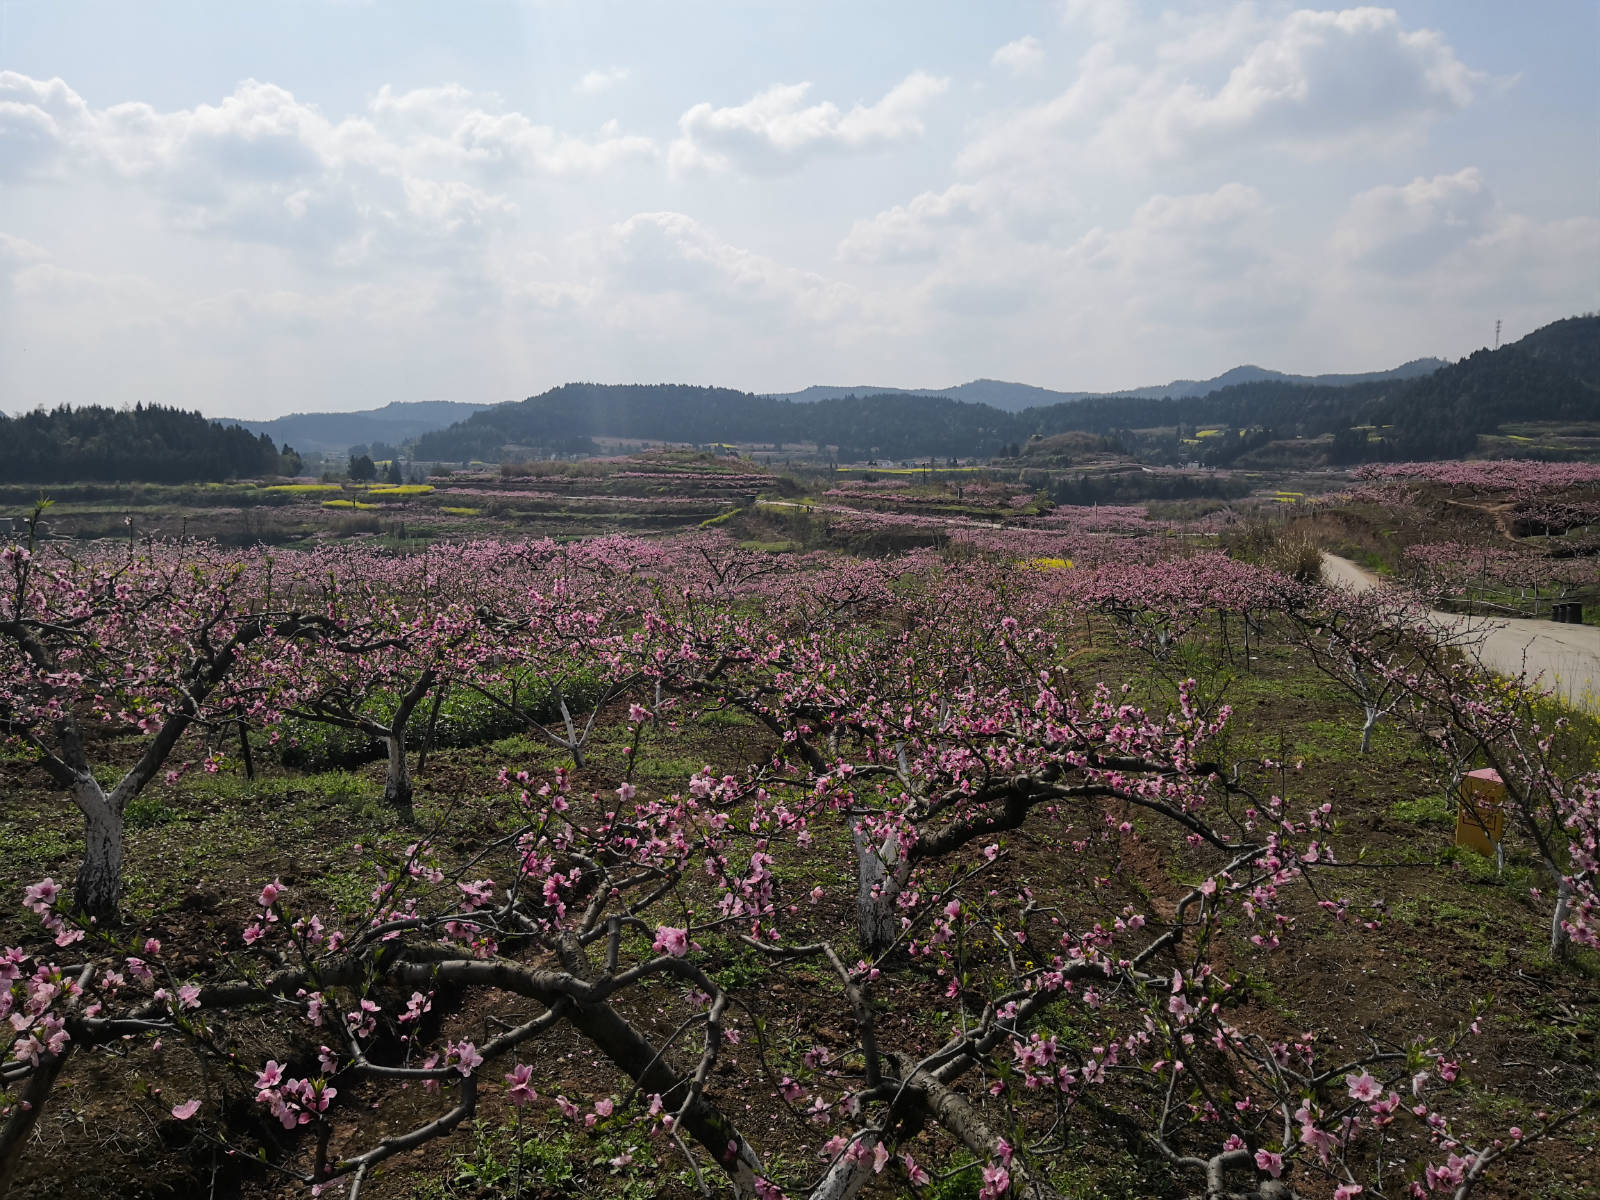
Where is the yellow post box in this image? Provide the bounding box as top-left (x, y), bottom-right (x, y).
top-left (1454, 768), bottom-right (1507, 857)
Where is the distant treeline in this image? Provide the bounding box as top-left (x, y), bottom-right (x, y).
top-left (416, 315), bottom-right (1598, 466)
top-left (0, 404), bottom-right (295, 484)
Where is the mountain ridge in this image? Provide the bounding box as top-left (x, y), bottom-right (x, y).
top-left (767, 357), bottom-right (1447, 412)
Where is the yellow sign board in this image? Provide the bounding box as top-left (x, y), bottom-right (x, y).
top-left (1454, 769), bottom-right (1507, 857)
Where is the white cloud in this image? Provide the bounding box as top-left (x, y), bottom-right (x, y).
top-left (669, 71), bottom-right (948, 175)
top-left (838, 184), bottom-right (986, 264)
top-left (1330, 168), bottom-right (1600, 304)
top-left (1154, 3), bottom-right (1271, 65)
top-left (991, 36), bottom-right (1045, 76)
top-left (0, 73), bottom-right (653, 259)
top-left (964, 7), bottom-right (1483, 171)
top-left (1058, 0), bottom-right (1131, 40)
top-left (1071, 182), bottom-right (1274, 281)
top-left (366, 83), bottom-right (655, 176)
top-left (1333, 167), bottom-right (1495, 271)
top-left (0, 232), bottom-right (49, 271)
top-left (1310, 181), bottom-right (1600, 367)
top-left (888, 179), bottom-right (1307, 376)
top-left (604, 211), bottom-right (858, 323)
top-left (577, 66), bottom-right (630, 95)
top-left (1136, 8), bottom-right (1479, 153)
top-left (0, 2), bottom-right (1591, 414)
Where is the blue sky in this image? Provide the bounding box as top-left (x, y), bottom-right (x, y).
top-left (2, 1), bottom-right (1595, 418)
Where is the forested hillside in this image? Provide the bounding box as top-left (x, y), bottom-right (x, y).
top-left (0, 404), bottom-right (293, 483)
top-left (415, 315), bottom-right (1598, 465)
top-left (409, 382), bottom-right (1014, 462)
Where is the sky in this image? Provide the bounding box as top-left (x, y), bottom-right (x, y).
top-left (1, 1), bottom-right (1596, 420)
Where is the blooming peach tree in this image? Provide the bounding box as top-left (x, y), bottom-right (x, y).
top-left (0, 526), bottom-right (326, 918)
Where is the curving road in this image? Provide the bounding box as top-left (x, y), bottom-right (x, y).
top-left (1320, 553), bottom-right (1600, 713)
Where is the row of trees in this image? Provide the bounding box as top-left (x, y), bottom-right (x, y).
top-left (2, 528), bottom-right (1594, 1198)
top-left (0, 404), bottom-right (299, 483)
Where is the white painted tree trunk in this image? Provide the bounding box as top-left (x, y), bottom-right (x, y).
top-left (1550, 875), bottom-right (1572, 961)
top-left (71, 773), bottom-right (123, 921)
top-left (1360, 705), bottom-right (1380, 754)
top-left (384, 731), bottom-right (414, 818)
top-left (559, 695), bottom-right (586, 768)
top-left (854, 825), bottom-right (900, 955)
top-left (807, 1133), bottom-right (878, 1200)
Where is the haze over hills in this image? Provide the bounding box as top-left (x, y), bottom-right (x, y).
top-left (769, 358), bottom-right (1448, 412)
top-left (221, 401), bottom-right (491, 453)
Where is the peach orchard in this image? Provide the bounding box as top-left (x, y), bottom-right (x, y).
top-left (2, 521), bottom-right (1595, 1200)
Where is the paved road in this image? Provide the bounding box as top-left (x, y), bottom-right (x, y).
top-left (1320, 553), bottom-right (1600, 713)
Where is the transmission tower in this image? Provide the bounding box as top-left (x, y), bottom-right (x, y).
top-left (1494, 318), bottom-right (1501, 349)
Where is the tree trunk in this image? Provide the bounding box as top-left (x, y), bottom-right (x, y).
top-left (380, 668), bottom-right (436, 823)
top-left (558, 694), bottom-right (586, 769)
top-left (1550, 875), bottom-right (1572, 961)
top-left (1360, 706), bottom-right (1378, 755)
top-left (238, 719), bottom-right (255, 780)
top-left (71, 774), bottom-right (123, 921)
top-left (808, 1131), bottom-right (879, 1200)
top-left (855, 825), bottom-right (899, 956)
top-left (384, 730), bottom-right (414, 822)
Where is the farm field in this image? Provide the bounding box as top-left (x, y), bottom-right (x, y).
top-left (2, 459), bottom-right (1598, 1200)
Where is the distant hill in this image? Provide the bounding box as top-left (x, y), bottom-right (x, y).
top-left (223, 401), bottom-right (491, 453)
top-left (767, 358), bottom-right (1446, 412)
top-left (1512, 313), bottom-right (1600, 384)
top-left (412, 383), bottom-right (1017, 463)
top-left (774, 380), bottom-right (1091, 411)
top-left (414, 315), bottom-right (1596, 467)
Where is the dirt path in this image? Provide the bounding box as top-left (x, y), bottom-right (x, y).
top-left (1320, 553), bottom-right (1600, 713)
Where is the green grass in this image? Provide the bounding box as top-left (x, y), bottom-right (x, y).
top-left (0, 823), bottom-right (77, 872)
top-left (695, 707), bottom-right (758, 728)
top-left (1391, 791), bottom-right (1453, 827)
top-left (123, 794), bottom-right (181, 829)
top-left (420, 1117), bottom-right (664, 1200)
